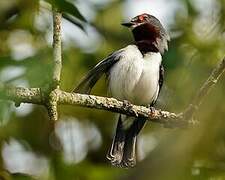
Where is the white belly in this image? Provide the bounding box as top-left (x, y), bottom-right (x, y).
top-left (108, 45), bottom-right (162, 105)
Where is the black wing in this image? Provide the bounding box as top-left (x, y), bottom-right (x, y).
top-left (158, 64), bottom-right (164, 94)
top-left (73, 50), bottom-right (123, 94)
top-left (151, 64), bottom-right (164, 106)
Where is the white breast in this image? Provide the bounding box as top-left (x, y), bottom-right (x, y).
top-left (108, 45), bottom-right (162, 105)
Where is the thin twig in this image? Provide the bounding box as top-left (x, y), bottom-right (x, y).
top-left (52, 10), bottom-right (62, 89)
top-left (191, 57), bottom-right (225, 107)
top-left (182, 57), bottom-right (225, 119)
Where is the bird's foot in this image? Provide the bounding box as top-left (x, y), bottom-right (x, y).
top-left (123, 100), bottom-right (138, 117)
top-left (122, 100), bottom-right (137, 116)
top-left (148, 106), bottom-right (156, 118)
top-left (122, 100), bottom-right (131, 109)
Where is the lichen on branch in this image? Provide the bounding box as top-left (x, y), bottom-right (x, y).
top-left (0, 5), bottom-right (224, 127)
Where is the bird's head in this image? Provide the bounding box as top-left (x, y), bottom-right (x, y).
top-left (122, 13), bottom-right (170, 54)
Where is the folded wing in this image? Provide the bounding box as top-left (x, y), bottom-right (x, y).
top-left (73, 50), bottom-right (124, 94)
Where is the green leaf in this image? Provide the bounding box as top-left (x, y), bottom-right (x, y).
top-left (47, 0), bottom-right (87, 22)
top-left (62, 13), bottom-right (86, 32)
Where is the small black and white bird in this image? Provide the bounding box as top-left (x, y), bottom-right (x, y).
top-left (73, 13), bottom-right (170, 168)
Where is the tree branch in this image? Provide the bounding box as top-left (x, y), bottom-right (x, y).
top-left (0, 85), bottom-right (185, 127)
top-left (52, 9), bottom-right (62, 89)
top-left (182, 57), bottom-right (225, 119)
top-left (0, 84), bottom-right (43, 105)
top-left (57, 90), bottom-right (185, 127)
top-left (0, 57), bottom-right (224, 128)
top-left (46, 9), bottom-right (62, 121)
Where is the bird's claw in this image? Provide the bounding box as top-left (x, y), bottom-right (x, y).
top-left (123, 100), bottom-right (131, 108)
top-left (149, 106), bottom-right (156, 118)
top-left (122, 100), bottom-right (138, 116)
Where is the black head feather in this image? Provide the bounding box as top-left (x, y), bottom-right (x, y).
top-left (123, 13), bottom-right (170, 54)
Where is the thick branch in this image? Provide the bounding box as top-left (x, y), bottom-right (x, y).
top-left (0, 85), bottom-right (184, 127)
top-left (0, 84), bottom-right (43, 105)
top-left (0, 58), bottom-right (224, 127)
top-left (57, 90), bottom-right (187, 127)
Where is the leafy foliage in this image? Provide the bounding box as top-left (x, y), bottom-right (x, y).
top-left (0, 0), bottom-right (225, 179)
top-left (46, 0), bottom-right (86, 22)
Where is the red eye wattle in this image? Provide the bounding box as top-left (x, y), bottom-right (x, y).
top-left (138, 15), bottom-right (144, 21)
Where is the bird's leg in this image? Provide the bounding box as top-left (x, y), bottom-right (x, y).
top-left (122, 100), bottom-right (139, 117)
top-left (147, 105), bottom-right (156, 118)
top-left (150, 106), bottom-right (155, 113)
top-left (122, 100), bottom-right (132, 109)
top-left (122, 100), bottom-right (139, 116)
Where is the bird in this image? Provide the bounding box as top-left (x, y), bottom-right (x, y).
top-left (73, 13), bottom-right (170, 168)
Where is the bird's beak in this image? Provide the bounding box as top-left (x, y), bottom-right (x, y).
top-left (121, 22), bottom-right (134, 28)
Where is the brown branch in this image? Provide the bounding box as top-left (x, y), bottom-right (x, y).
top-left (182, 57), bottom-right (225, 119)
top-left (192, 58), bottom-right (225, 107)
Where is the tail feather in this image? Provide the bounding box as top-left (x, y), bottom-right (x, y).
top-left (107, 115), bottom-right (126, 166)
top-left (107, 115), bottom-right (146, 168)
top-left (121, 133), bottom-right (137, 167)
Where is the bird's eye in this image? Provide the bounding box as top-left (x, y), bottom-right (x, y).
top-left (138, 15), bottom-right (144, 21)
top-left (138, 15), bottom-right (148, 21)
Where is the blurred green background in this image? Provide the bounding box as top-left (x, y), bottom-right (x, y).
top-left (0, 0), bottom-right (225, 179)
